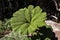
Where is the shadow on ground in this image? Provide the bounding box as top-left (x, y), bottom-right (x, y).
top-left (31, 26), bottom-right (58, 40)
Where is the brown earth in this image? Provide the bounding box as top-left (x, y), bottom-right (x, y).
top-left (54, 31), bottom-right (60, 40)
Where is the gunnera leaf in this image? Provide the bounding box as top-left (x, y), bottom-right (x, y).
top-left (10, 5), bottom-right (46, 35)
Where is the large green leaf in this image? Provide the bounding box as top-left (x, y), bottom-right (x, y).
top-left (10, 5), bottom-right (46, 35)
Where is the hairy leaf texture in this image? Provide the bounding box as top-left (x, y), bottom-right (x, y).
top-left (10, 5), bottom-right (46, 35)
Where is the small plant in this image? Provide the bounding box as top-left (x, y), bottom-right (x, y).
top-left (10, 5), bottom-right (46, 35)
top-left (0, 5), bottom-right (54, 40)
top-left (0, 31), bottom-right (31, 40)
top-left (0, 19), bottom-right (11, 34)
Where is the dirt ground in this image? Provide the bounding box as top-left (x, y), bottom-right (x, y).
top-left (54, 31), bottom-right (60, 40)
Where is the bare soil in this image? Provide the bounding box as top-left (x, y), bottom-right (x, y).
top-left (54, 31), bottom-right (60, 40)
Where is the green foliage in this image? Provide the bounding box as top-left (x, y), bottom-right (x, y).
top-left (0, 5), bottom-right (54, 40)
top-left (0, 26), bottom-right (53, 40)
top-left (10, 5), bottom-right (46, 35)
top-left (0, 19), bottom-right (11, 33)
top-left (0, 31), bottom-right (31, 40)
